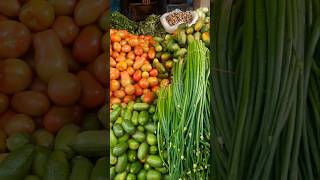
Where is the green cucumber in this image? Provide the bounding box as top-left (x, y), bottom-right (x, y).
top-left (90, 157), bottom-right (108, 180)
top-left (113, 142), bottom-right (128, 156)
top-left (132, 131), bottom-right (146, 143)
top-left (43, 151), bottom-right (69, 180)
top-left (146, 155), bottom-right (162, 168)
top-left (69, 156), bottom-right (93, 180)
top-left (121, 120), bottom-right (136, 135)
top-left (137, 143), bottom-right (149, 161)
top-left (138, 111), bottom-right (149, 125)
top-left (32, 146), bottom-right (50, 178)
top-left (113, 123), bottom-right (125, 137)
top-left (54, 124), bottom-right (80, 159)
top-left (115, 154), bottom-right (128, 173)
top-left (146, 170), bottom-right (161, 180)
top-left (130, 162), bottom-right (143, 174)
top-left (33, 129), bottom-right (54, 149)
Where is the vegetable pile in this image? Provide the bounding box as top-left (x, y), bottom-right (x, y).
top-left (0, 0), bottom-right (109, 179)
top-left (211, 0), bottom-right (320, 179)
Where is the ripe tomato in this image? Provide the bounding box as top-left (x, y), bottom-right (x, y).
top-left (92, 53), bottom-right (107, 86)
top-left (122, 45), bottom-right (131, 53)
top-left (142, 91), bottom-right (154, 104)
top-left (110, 68), bottom-right (120, 80)
top-left (111, 34), bottom-right (121, 42)
top-left (110, 80), bottom-right (120, 91)
top-left (33, 30), bottom-right (68, 83)
top-left (43, 106), bottom-right (74, 133)
top-left (0, 110), bottom-right (15, 129)
top-left (77, 70), bottom-right (106, 109)
top-left (127, 67), bottom-right (135, 76)
top-left (148, 47), bottom-right (156, 59)
top-left (52, 16), bottom-right (79, 45)
top-left (128, 38), bottom-right (139, 47)
top-left (116, 61), bottom-right (127, 71)
top-left (148, 77), bottom-right (159, 87)
top-left (127, 51), bottom-right (135, 60)
top-left (48, 0), bottom-right (77, 16)
top-left (0, 58), bottom-right (32, 94)
top-left (0, 20), bottom-right (31, 58)
top-left (133, 70), bottom-right (142, 82)
top-left (110, 97), bottom-right (121, 105)
top-left (101, 33), bottom-right (108, 52)
top-left (141, 63), bottom-right (152, 72)
top-left (134, 46), bottom-right (143, 56)
top-left (74, 0), bottom-right (109, 26)
top-left (114, 90), bottom-right (125, 99)
top-left (138, 78), bottom-right (149, 89)
top-left (134, 84), bottom-right (143, 96)
top-left (0, 0), bottom-right (21, 17)
top-left (19, 0), bottom-right (55, 32)
top-left (29, 77), bottom-right (48, 95)
top-left (149, 69), bottom-right (158, 77)
top-left (126, 59), bottom-right (134, 67)
top-left (125, 84), bottom-right (136, 95)
top-left (142, 71), bottom-right (149, 79)
top-left (4, 114), bottom-right (35, 136)
top-left (48, 72), bottom-right (82, 106)
top-left (113, 42), bottom-right (122, 52)
top-left (11, 90), bottom-right (50, 116)
top-left (73, 25), bottom-right (102, 63)
top-left (110, 57), bottom-right (117, 67)
top-left (0, 93), bottom-right (9, 115)
top-left (123, 95), bottom-right (134, 104)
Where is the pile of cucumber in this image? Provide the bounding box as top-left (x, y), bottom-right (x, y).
top-left (110, 102), bottom-right (169, 180)
top-left (0, 110), bottom-right (108, 180)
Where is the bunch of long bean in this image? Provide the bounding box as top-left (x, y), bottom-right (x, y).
top-left (157, 40), bottom-right (211, 180)
top-left (211, 0), bottom-right (320, 179)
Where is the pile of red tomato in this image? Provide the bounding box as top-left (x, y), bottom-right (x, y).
top-left (0, 0), bottom-right (108, 145)
top-left (110, 29), bottom-right (169, 106)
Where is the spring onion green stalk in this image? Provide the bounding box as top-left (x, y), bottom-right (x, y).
top-left (157, 40), bottom-right (211, 180)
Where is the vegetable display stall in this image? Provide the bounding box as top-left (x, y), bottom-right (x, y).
top-left (109, 8), bottom-right (211, 180)
top-left (0, 0), bottom-right (109, 180)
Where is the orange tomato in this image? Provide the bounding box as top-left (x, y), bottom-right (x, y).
top-left (0, 0), bottom-right (21, 17)
top-left (92, 53), bottom-right (107, 86)
top-left (114, 90), bottom-right (125, 99)
top-left (124, 84), bottom-right (135, 95)
top-left (110, 68), bottom-right (120, 80)
top-left (142, 91), bottom-right (154, 104)
top-left (110, 97), bottom-right (121, 104)
top-left (148, 47), bottom-right (156, 59)
top-left (122, 44), bottom-right (131, 53)
top-left (125, 59), bottom-right (134, 67)
top-left (48, 0), bottom-right (77, 16)
top-left (111, 34), bottom-right (121, 42)
top-left (134, 84), bottom-right (143, 96)
top-left (127, 67), bottom-right (135, 76)
top-left (128, 38), bottom-right (139, 47)
top-left (110, 57), bottom-right (117, 67)
top-left (127, 51), bottom-right (135, 60)
top-left (134, 46), bottom-right (143, 56)
top-left (142, 71), bottom-right (149, 79)
top-left (148, 77), bottom-right (159, 87)
top-left (74, 0), bottom-right (109, 26)
top-left (113, 42), bottom-right (122, 52)
top-left (149, 69), bottom-right (158, 77)
top-left (116, 61), bottom-right (127, 71)
top-left (11, 90), bottom-right (50, 116)
top-left (110, 80), bottom-right (120, 91)
top-left (52, 16), bottom-right (79, 45)
top-left (133, 70), bottom-right (142, 82)
top-left (138, 78), bottom-right (149, 89)
top-left (123, 95), bottom-right (134, 104)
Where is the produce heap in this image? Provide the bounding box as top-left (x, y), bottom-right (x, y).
top-left (211, 0), bottom-right (320, 179)
top-left (0, 0), bottom-right (109, 180)
top-left (109, 8), bottom-right (211, 180)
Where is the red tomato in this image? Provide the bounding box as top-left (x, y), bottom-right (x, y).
top-left (77, 70), bottom-right (106, 109)
top-left (133, 70), bottom-right (142, 82)
top-left (120, 40), bottom-right (128, 46)
top-left (134, 84), bottom-right (143, 96)
top-left (149, 69), bottom-right (158, 77)
top-left (143, 88), bottom-right (151, 94)
top-left (152, 85), bottom-right (159, 93)
top-left (29, 77), bottom-right (48, 95)
top-left (48, 72), bottom-right (82, 106)
top-left (73, 25), bottom-right (102, 63)
top-left (43, 106), bottom-right (74, 133)
top-left (0, 58), bottom-right (32, 94)
top-left (19, 0), bottom-right (55, 32)
top-left (112, 51), bottom-right (119, 58)
top-left (125, 84), bottom-right (136, 95)
top-left (92, 53), bottom-right (107, 86)
top-left (0, 93), bottom-right (9, 115)
top-left (74, 0), bottom-right (109, 26)
top-left (48, 0), bottom-right (77, 16)
top-left (116, 55), bottom-right (126, 62)
top-left (110, 57), bottom-right (117, 67)
top-left (134, 46), bottom-right (143, 56)
top-left (142, 91), bottom-right (154, 104)
top-left (148, 77), bottom-right (159, 87)
top-left (4, 114), bottom-right (35, 136)
top-left (52, 16), bottom-right (79, 45)
top-left (127, 67), bottom-right (135, 76)
top-left (11, 90), bottom-right (50, 116)
top-left (33, 30), bottom-right (69, 83)
top-left (110, 80), bottom-right (120, 91)
top-left (138, 78), bottom-right (149, 89)
top-left (114, 90), bottom-right (125, 99)
top-left (0, 20), bottom-right (31, 58)
top-left (0, 0), bottom-right (21, 17)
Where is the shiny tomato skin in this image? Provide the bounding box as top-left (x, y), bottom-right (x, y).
top-left (0, 0), bottom-right (20, 17)
top-left (11, 90), bottom-right (50, 117)
top-left (92, 53), bottom-right (107, 86)
top-left (0, 20), bottom-right (31, 58)
top-left (74, 0), bottom-right (109, 26)
top-left (0, 58), bottom-right (32, 94)
top-left (33, 30), bottom-right (68, 83)
top-left (73, 25), bottom-right (102, 63)
top-left (43, 106), bottom-right (74, 133)
top-left (48, 72), bottom-right (82, 106)
top-left (19, 0), bottom-right (55, 32)
top-left (77, 70), bottom-right (106, 109)
top-left (52, 16), bottom-right (79, 45)
top-left (48, 0), bottom-right (76, 16)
